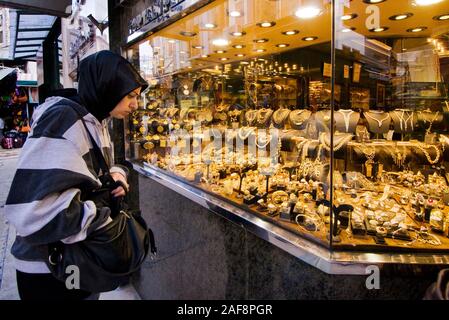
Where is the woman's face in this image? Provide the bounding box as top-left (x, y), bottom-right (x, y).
top-left (109, 88), bottom-right (141, 119)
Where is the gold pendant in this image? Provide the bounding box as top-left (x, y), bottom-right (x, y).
top-left (157, 125), bottom-right (164, 133)
top-left (139, 126), bottom-right (146, 134)
top-left (144, 142), bottom-right (155, 150)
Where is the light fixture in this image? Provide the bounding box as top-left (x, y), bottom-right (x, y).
top-left (235, 53), bottom-right (246, 57)
top-left (295, 6), bottom-right (322, 19)
top-left (302, 36), bottom-right (318, 41)
top-left (257, 21), bottom-right (276, 28)
top-left (407, 27), bottom-right (427, 32)
top-left (192, 45), bottom-right (203, 49)
top-left (188, 66), bottom-right (193, 69)
top-left (433, 14), bottom-right (449, 20)
top-left (276, 43), bottom-right (290, 48)
top-left (282, 30), bottom-right (299, 36)
top-left (230, 31), bottom-right (246, 37)
top-left (341, 27), bottom-right (356, 33)
top-left (204, 23), bottom-right (217, 29)
top-left (389, 13), bottom-right (413, 20)
top-left (363, 0), bottom-right (386, 3)
top-left (168, 39), bottom-right (176, 43)
top-left (212, 39), bottom-right (229, 46)
top-left (228, 10), bottom-right (242, 17)
top-left (201, 54), bottom-right (209, 58)
top-left (233, 44), bottom-right (246, 49)
top-left (215, 50), bottom-right (227, 54)
top-left (341, 13), bottom-right (358, 21)
top-left (220, 57), bottom-right (229, 61)
top-left (240, 61), bottom-right (250, 65)
top-left (255, 49), bottom-right (266, 53)
top-left (370, 27), bottom-right (389, 32)
top-left (180, 31), bottom-right (197, 37)
top-left (414, 0), bottom-right (444, 5)
top-left (254, 38), bottom-right (269, 43)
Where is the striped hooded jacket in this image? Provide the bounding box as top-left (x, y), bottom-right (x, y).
top-left (4, 96), bottom-right (129, 273)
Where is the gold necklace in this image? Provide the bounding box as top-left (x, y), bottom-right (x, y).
top-left (319, 133), bottom-right (353, 152)
top-left (238, 126), bottom-right (255, 140)
top-left (245, 110), bottom-right (258, 125)
top-left (257, 108), bottom-right (273, 125)
top-left (364, 112), bottom-right (390, 128)
top-left (272, 108), bottom-right (290, 125)
top-left (415, 142), bottom-right (440, 164)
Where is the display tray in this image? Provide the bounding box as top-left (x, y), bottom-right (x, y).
top-left (139, 161), bottom-right (449, 254)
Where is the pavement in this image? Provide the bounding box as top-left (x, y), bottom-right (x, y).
top-left (0, 148), bottom-right (141, 300)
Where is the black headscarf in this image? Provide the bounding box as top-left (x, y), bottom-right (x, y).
top-left (78, 50), bottom-right (148, 122)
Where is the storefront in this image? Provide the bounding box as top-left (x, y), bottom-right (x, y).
top-left (114, 0), bottom-right (449, 299)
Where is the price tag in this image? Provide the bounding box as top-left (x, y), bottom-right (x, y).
top-left (344, 65), bottom-right (350, 79)
top-left (353, 63), bottom-right (361, 83)
top-left (323, 63), bottom-right (332, 78)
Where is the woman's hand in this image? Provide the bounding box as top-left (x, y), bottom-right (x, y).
top-left (110, 172), bottom-right (129, 198)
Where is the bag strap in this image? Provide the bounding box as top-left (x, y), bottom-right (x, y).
top-left (73, 108), bottom-right (110, 174)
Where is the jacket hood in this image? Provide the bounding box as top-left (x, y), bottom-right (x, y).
top-left (77, 50), bottom-right (148, 122)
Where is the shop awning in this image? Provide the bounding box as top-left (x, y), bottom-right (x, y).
top-left (0, 0), bottom-right (71, 17)
top-left (9, 10), bottom-right (58, 60)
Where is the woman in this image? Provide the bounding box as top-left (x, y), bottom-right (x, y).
top-left (4, 50), bottom-right (148, 300)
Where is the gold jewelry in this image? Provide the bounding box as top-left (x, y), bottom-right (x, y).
top-left (272, 108), bottom-right (290, 125)
top-left (319, 133), bottom-right (353, 152)
top-left (245, 110), bottom-right (258, 125)
top-left (289, 110), bottom-right (311, 128)
top-left (144, 142), bottom-right (155, 150)
top-left (157, 125), bottom-right (164, 133)
top-left (415, 142), bottom-right (440, 165)
top-left (257, 108), bottom-right (273, 126)
top-left (364, 111), bottom-right (390, 128)
top-left (255, 132), bottom-right (271, 149)
top-left (272, 191), bottom-right (289, 204)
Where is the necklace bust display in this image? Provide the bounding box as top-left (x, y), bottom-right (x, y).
top-left (364, 110), bottom-right (391, 134)
top-left (417, 110), bottom-right (443, 134)
top-left (272, 108), bottom-right (291, 129)
top-left (245, 109), bottom-right (258, 126)
top-left (390, 109), bottom-right (416, 134)
top-left (334, 109), bottom-right (360, 133)
top-left (256, 108), bottom-right (273, 128)
top-left (315, 109), bottom-right (332, 133)
top-left (289, 109), bottom-right (311, 130)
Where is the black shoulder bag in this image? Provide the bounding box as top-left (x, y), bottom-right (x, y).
top-left (46, 114), bottom-right (156, 293)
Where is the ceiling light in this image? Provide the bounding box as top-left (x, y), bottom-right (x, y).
top-left (414, 0), bottom-right (443, 5)
top-left (255, 49), bottom-right (266, 53)
top-left (276, 44), bottom-right (290, 48)
top-left (362, 0), bottom-right (386, 3)
top-left (212, 39), bottom-right (229, 46)
top-left (220, 57), bottom-right (229, 61)
top-left (215, 50), bottom-right (227, 54)
top-left (188, 66), bottom-right (193, 69)
top-left (282, 30), bottom-right (299, 36)
top-left (229, 10), bottom-right (242, 17)
top-left (240, 61), bottom-right (250, 65)
top-left (295, 6), bottom-right (321, 19)
top-left (180, 31), bottom-right (197, 37)
top-left (168, 40), bottom-right (176, 43)
top-left (254, 38), bottom-right (269, 43)
top-left (233, 44), bottom-right (246, 49)
top-left (257, 21), bottom-right (276, 28)
top-left (230, 31), bottom-right (246, 37)
top-left (389, 13), bottom-right (413, 20)
top-left (341, 27), bottom-right (355, 33)
top-left (370, 27), bottom-right (389, 32)
top-left (302, 36), bottom-right (318, 41)
top-left (341, 13), bottom-right (358, 21)
top-left (235, 54), bottom-right (245, 57)
top-left (205, 23), bottom-right (217, 29)
top-left (201, 54), bottom-right (209, 58)
top-left (407, 27), bottom-right (427, 32)
top-left (192, 45), bottom-right (204, 49)
top-left (433, 14), bottom-right (449, 20)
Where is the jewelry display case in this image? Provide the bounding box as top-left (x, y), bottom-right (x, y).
top-left (124, 0), bottom-right (449, 265)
